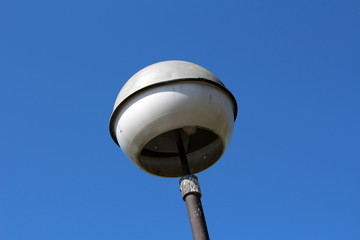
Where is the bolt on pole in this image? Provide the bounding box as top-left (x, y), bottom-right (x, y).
top-left (176, 130), bottom-right (210, 240)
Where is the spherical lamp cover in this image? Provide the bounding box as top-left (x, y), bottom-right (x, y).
top-left (109, 60), bottom-right (237, 177)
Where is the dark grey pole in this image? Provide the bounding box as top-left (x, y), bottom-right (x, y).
top-left (180, 175), bottom-right (210, 240)
top-left (176, 130), bottom-right (191, 175)
top-left (176, 130), bottom-right (210, 240)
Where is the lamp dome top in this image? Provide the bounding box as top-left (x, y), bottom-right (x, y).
top-left (113, 60), bottom-right (224, 110)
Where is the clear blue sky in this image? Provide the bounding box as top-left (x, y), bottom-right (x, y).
top-left (1, 0), bottom-right (359, 239)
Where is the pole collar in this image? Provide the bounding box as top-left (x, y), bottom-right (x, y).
top-left (179, 175), bottom-right (202, 200)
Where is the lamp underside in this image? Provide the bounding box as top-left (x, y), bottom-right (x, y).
top-left (139, 127), bottom-right (223, 177)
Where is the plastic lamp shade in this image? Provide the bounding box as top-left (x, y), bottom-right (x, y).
top-left (109, 61), bottom-right (237, 177)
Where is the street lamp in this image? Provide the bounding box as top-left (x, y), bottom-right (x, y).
top-left (109, 60), bottom-right (237, 239)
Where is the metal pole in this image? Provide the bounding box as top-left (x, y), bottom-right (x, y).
top-left (180, 175), bottom-right (210, 240)
top-left (176, 130), bottom-right (210, 240)
top-left (176, 129), bottom-right (191, 175)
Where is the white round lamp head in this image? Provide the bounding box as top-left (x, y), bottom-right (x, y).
top-left (110, 60), bottom-right (237, 177)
